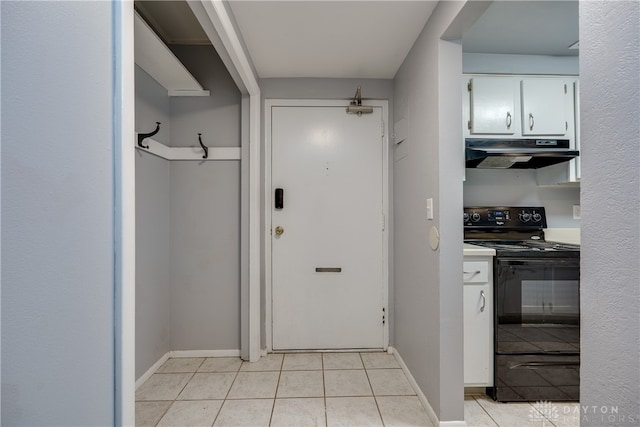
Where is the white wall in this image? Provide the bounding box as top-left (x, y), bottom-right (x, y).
top-left (463, 53), bottom-right (579, 75)
top-left (392, 1), bottom-right (469, 422)
top-left (1, 2), bottom-right (115, 425)
top-left (464, 169), bottom-right (580, 228)
top-left (580, 1), bottom-right (640, 424)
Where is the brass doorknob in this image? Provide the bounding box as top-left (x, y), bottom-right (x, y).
top-left (274, 226), bottom-right (284, 236)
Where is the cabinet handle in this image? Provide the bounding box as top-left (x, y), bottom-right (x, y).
top-left (480, 290), bottom-right (486, 312)
top-left (529, 113), bottom-right (535, 131)
top-left (506, 112), bottom-right (512, 129)
top-left (464, 270), bottom-right (481, 275)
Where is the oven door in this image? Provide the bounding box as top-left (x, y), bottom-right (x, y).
top-left (493, 257), bottom-right (580, 401)
top-left (494, 258), bottom-right (580, 354)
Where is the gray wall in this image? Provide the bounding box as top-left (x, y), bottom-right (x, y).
top-left (392, 2), bottom-right (467, 422)
top-left (260, 78), bottom-right (393, 101)
top-left (135, 66), bottom-right (173, 378)
top-left (135, 44), bottom-right (242, 377)
top-left (135, 151), bottom-right (171, 379)
top-left (169, 161), bottom-right (241, 350)
top-left (1, 2), bottom-right (115, 425)
top-left (464, 169), bottom-right (580, 228)
top-left (168, 45), bottom-right (242, 352)
top-left (580, 1), bottom-right (640, 425)
top-left (136, 65), bottom-right (171, 145)
top-left (462, 53), bottom-right (581, 228)
top-left (170, 45), bottom-right (241, 148)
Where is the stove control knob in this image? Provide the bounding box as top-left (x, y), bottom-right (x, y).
top-left (471, 212), bottom-right (481, 222)
top-left (532, 212), bottom-right (542, 222)
top-left (520, 212), bottom-right (531, 222)
top-left (463, 213), bottom-right (470, 222)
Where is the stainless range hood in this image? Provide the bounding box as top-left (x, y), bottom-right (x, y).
top-left (465, 138), bottom-right (579, 169)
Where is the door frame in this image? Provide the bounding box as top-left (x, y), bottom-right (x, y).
top-left (264, 99), bottom-right (390, 352)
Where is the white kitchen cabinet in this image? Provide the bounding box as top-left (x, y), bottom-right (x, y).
top-left (464, 74), bottom-right (577, 140)
top-left (464, 257), bottom-right (494, 387)
top-left (467, 77), bottom-right (517, 135)
top-left (521, 79), bottom-right (568, 136)
top-left (537, 80), bottom-right (581, 185)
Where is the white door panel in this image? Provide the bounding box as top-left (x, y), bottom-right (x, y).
top-left (271, 105), bottom-right (384, 350)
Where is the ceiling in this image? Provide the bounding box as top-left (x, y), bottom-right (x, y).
top-left (135, 0), bottom-right (578, 80)
top-left (227, 1), bottom-right (438, 79)
top-left (462, 1), bottom-right (578, 57)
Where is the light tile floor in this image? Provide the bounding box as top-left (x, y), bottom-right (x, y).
top-left (136, 352), bottom-right (580, 427)
top-left (136, 352), bottom-right (430, 427)
top-left (465, 394), bottom-right (580, 427)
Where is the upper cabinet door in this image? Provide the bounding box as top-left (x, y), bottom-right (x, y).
top-left (521, 79), bottom-right (567, 136)
top-left (468, 77), bottom-right (516, 135)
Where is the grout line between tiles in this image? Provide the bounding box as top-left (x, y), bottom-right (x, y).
top-left (267, 356), bottom-right (284, 427)
top-left (473, 395), bottom-right (501, 427)
top-left (151, 401), bottom-right (172, 427)
top-left (322, 352), bottom-right (328, 427)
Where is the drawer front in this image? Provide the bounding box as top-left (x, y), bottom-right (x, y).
top-left (463, 261), bottom-right (489, 283)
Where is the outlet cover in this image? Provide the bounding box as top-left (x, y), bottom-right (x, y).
top-left (573, 205), bottom-right (581, 219)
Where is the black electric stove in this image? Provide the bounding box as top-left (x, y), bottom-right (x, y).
top-left (464, 207), bottom-right (581, 402)
top-left (464, 206), bottom-right (579, 257)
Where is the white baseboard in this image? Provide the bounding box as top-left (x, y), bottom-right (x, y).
top-left (135, 352), bottom-right (170, 390)
top-left (389, 346), bottom-right (468, 427)
top-left (169, 349), bottom-right (240, 358)
top-left (135, 349), bottom-right (241, 390)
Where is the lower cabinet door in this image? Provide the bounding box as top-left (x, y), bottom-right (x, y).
top-left (464, 282), bottom-right (493, 386)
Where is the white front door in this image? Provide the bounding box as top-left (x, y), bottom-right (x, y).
top-left (270, 103), bottom-right (386, 350)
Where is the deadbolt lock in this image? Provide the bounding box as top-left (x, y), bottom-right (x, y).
top-left (274, 226), bottom-right (284, 236)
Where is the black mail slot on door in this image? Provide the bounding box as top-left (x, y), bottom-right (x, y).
top-left (316, 268), bottom-right (342, 273)
top-left (275, 188), bottom-right (284, 209)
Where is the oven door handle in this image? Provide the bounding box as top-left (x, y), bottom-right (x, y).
top-left (510, 361), bottom-right (580, 369)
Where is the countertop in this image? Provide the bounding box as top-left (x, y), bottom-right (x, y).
top-left (463, 243), bottom-right (496, 257)
top-left (544, 228), bottom-right (580, 245)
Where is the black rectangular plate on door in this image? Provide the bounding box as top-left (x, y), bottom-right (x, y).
top-left (275, 188), bottom-right (284, 209)
top-left (315, 268), bottom-right (342, 273)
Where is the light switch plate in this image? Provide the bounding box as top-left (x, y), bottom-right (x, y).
top-left (573, 205), bottom-right (581, 219)
top-left (426, 198), bottom-right (434, 220)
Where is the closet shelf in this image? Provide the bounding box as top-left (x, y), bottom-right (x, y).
top-left (135, 136), bottom-right (241, 161)
top-left (134, 12), bottom-right (210, 97)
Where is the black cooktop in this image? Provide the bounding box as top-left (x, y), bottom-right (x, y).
top-left (464, 206), bottom-right (580, 257)
top-left (465, 239), bottom-right (580, 258)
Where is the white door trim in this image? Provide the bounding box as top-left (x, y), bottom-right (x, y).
top-left (114, 1), bottom-right (135, 425)
top-left (264, 99), bottom-right (390, 352)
